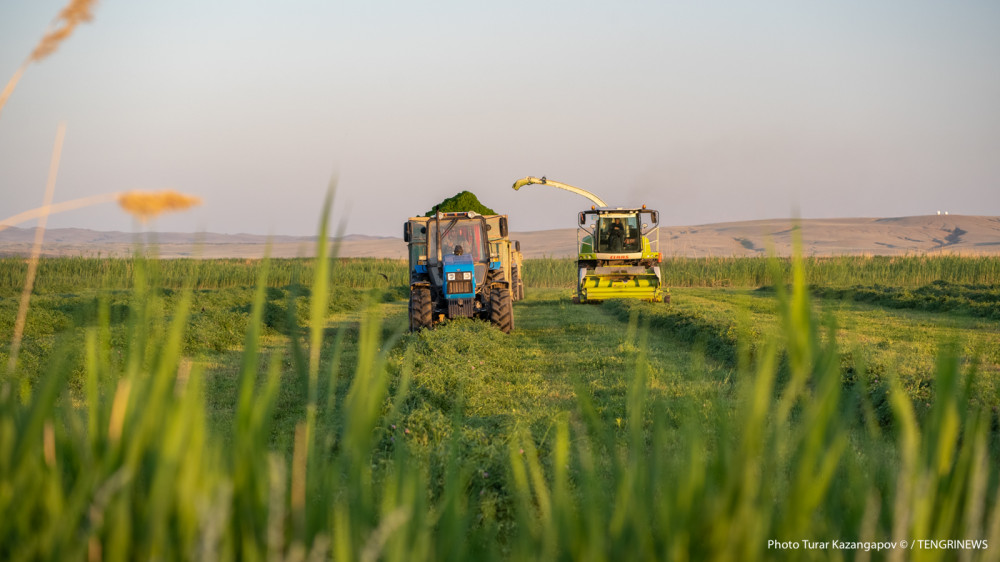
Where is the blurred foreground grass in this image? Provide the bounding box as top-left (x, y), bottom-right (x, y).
top-left (2, 247), bottom-right (1000, 559)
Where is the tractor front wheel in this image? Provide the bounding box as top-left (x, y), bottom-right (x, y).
top-left (409, 285), bottom-right (433, 331)
top-left (490, 286), bottom-right (514, 334)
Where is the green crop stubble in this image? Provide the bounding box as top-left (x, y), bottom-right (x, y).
top-left (675, 287), bottom-right (1000, 408)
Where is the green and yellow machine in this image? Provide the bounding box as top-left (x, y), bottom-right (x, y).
top-left (512, 176), bottom-right (666, 303)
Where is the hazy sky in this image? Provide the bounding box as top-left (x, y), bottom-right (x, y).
top-left (2, 0), bottom-right (998, 237)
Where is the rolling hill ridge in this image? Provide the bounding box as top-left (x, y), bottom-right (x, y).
top-left (1, 215), bottom-right (998, 259)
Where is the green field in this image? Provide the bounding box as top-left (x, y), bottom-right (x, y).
top-left (3, 254), bottom-right (1000, 559)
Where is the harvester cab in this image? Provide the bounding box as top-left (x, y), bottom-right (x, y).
top-left (512, 176), bottom-right (667, 303)
top-left (576, 207), bottom-right (664, 302)
top-left (404, 211), bottom-right (515, 332)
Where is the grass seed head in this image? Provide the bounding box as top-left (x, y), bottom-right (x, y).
top-left (30, 0), bottom-right (98, 62)
top-left (117, 189), bottom-right (201, 221)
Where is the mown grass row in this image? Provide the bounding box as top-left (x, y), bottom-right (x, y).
top-left (609, 281), bottom-right (1000, 422)
top-left (812, 280), bottom-right (1000, 321)
top-left (4, 239), bottom-right (1000, 558)
top-left (604, 299), bottom-right (747, 368)
top-left (604, 295), bottom-right (918, 430)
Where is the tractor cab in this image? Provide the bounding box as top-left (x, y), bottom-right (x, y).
top-left (404, 211), bottom-right (513, 331)
top-left (425, 213), bottom-right (490, 295)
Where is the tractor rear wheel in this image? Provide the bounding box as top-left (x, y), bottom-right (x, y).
top-left (490, 286), bottom-right (514, 333)
top-left (409, 285), bottom-right (433, 331)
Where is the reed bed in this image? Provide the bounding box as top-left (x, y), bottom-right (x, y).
top-left (7, 254), bottom-right (996, 296)
top-left (525, 255), bottom-right (1000, 289)
top-left (0, 257), bottom-right (409, 295)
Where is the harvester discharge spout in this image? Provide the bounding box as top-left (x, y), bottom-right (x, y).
top-left (511, 176), bottom-right (608, 208)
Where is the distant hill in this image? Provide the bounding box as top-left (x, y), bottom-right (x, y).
top-left (1, 215), bottom-right (998, 259)
top-left (0, 228), bottom-right (401, 259)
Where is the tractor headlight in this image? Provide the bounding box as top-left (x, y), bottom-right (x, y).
top-left (463, 272), bottom-right (471, 280)
top-left (447, 272), bottom-right (456, 281)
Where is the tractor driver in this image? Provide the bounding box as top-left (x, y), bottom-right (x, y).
top-left (446, 225), bottom-right (473, 257)
top-left (608, 218), bottom-right (625, 252)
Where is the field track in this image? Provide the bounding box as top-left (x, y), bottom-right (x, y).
top-left (203, 288), bottom-right (734, 453)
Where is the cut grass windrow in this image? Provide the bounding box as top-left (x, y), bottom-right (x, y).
top-left (811, 280), bottom-right (1000, 321)
top-left (605, 289), bottom-right (1000, 425)
top-left (604, 299), bottom-right (746, 368)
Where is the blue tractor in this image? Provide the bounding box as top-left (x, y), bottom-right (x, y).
top-left (403, 212), bottom-right (514, 333)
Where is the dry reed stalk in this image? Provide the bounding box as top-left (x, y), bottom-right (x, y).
top-left (0, 0), bottom-right (98, 119)
top-left (0, 192), bottom-right (122, 233)
top-left (7, 123), bottom-right (65, 376)
top-left (0, 65), bottom-right (27, 120)
top-left (0, 189), bottom-right (201, 233)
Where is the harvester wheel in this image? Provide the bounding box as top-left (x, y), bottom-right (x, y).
top-left (409, 285), bottom-right (433, 331)
top-left (490, 286), bottom-right (514, 334)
